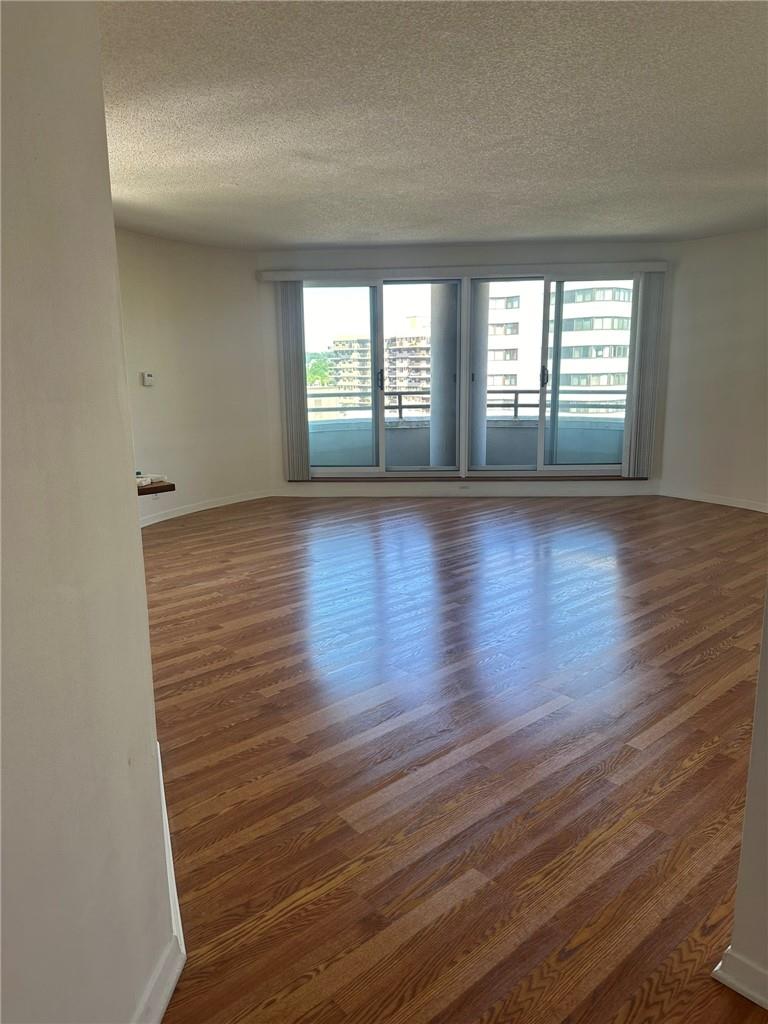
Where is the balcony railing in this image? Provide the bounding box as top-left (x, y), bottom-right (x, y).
top-left (306, 387), bottom-right (628, 420)
top-left (385, 390), bottom-right (430, 418)
top-left (486, 389), bottom-right (540, 418)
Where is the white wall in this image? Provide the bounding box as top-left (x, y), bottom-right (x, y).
top-left (117, 226), bottom-right (766, 512)
top-left (2, 5), bottom-right (182, 1022)
top-left (116, 230), bottom-right (280, 525)
top-left (714, 595), bottom-right (768, 1007)
top-left (119, 235), bottom-right (667, 507)
top-left (256, 231), bottom-right (768, 506)
top-left (660, 229), bottom-right (767, 512)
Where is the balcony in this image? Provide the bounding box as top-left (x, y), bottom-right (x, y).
top-left (307, 388), bottom-right (627, 468)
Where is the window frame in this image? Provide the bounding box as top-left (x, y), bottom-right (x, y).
top-left (268, 261), bottom-right (663, 479)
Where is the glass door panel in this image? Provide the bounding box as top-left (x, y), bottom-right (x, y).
top-left (544, 279), bottom-right (635, 465)
top-left (303, 285), bottom-right (377, 467)
top-left (469, 279), bottom-right (545, 469)
top-left (383, 281), bottom-right (459, 470)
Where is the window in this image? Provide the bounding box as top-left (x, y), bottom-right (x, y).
top-left (561, 316), bottom-right (631, 332)
top-left (560, 372), bottom-right (627, 386)
top-left (554, 344), bottom-right (630, 359)
top-left (383, 281), bottom-right (460, 469)
top-left (283, 269), bottom-right (661, 479)
top-left (544, 279), bottom-right (636, 466)
top-left (471, 279), bottom-right (544, 468)
top-left (563, 286), bottom-right (633, 303)
top-left (593, 317), bottom-right (631, 331)
top-left (303, 286), bottom-right (376, 467)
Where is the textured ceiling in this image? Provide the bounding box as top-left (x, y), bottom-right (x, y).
top-left (99, 1), bottom-right (767, 249)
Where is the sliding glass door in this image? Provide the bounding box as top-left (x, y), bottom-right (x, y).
top-left (296, 271), bottom-right (645, 477)
top-left (469, 279), bottom-right (546, 469)
top-left (303, 285), bottom-right (377, 467)
top-left (303, 281), bottom-right (459, 472)
top-left (544, 279), bottom-right (635, 466)
top-left (383, 281), bottom-right (459, 470)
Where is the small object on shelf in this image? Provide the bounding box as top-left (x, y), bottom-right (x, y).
top-left (137, 479), bottom-right (176, 496)
top-left (136, 475), bottom-right (152, 487)
top-left (148, 473), bottom-right (168, 483)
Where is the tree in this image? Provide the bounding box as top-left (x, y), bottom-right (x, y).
top-left (306, 352), bottom-right (332, 386)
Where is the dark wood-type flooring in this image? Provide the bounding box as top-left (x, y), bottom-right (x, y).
top-left (143, 496), bottom-right (768, 1024)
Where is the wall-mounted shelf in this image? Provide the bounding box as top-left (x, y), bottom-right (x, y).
top-left (137, 481), bottom-right (176, 496)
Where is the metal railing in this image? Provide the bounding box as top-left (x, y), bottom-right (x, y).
top-left (486, 389), bottom-right (540, 417)
top-left (306, 387), bottom-right (628, 419)
top-left (385, 390), bottom-right (430, 418)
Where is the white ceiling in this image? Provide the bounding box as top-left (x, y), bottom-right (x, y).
top-left (99, 1), bottom-right (767, 250)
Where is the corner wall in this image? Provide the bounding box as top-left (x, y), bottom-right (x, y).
top-left (659, 228), bottom-right (768, 512)
top-left (2, 5), bottom-right (182, 1021)
top-left (116, 230), bottom-right (280, 524)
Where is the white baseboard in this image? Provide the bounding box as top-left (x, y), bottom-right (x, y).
top-left (140, 491), bottom-right (267, 527)
top-left (141, 483), bottom-right (664, 524)
top-left (138, 484), bottom-right (766, 525)
top-left (713, 946), bottom-right (768, 1009)
top-left (156, 743), bottom-right (185, 958)
top-left (133, 934), bottom-right (186, 1024)
top-left (657, 486), bottom-right (767, 514)
top-left (132, 743), bottom-right (186, 1022)
top-left (272, 479), bottom-right (658, 499)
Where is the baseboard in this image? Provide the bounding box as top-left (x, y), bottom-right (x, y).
top-left (140, 491), bottom-right (268, 527)
top-left (657, 486), bottom-right (767, 514)
top-left (140, 483), bottom-right (668, 524)
top-left (272, 479), bottom-right (658, 499)
top-left (139, 484), bottom-right (766, 521)
top-left (713, 946), bottom-right (768, 1009)
top-left (132, 744), bottom-right (186, 1022)
top-left (133, 934), bottom-right (186, 1024)
top-left (156, 743), bottom-right (185, 957)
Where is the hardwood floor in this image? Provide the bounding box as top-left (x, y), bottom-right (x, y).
top-left (143, 496), bottom-right (768, 1024)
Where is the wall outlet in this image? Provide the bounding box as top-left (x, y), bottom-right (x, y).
top-left (141, 371), bottom-right (154, 387)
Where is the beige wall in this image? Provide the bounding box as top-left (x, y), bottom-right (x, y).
top-left (2, 5), bottom-right (180, 1022)
top-left (660, 229), bottom-right (767, 511)
top-left (116, 230), bottom-right (280, 524)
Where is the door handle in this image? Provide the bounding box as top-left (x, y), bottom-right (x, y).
top-left (376, 369), bottom-right (384, 391)
top-left (540, 365), bottom-right (549, 388)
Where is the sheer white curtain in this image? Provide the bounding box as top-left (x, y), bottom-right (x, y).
top-left (624, 271), bottom-right (665, 479)
top-left (277, 282), bottom-right (311, 481)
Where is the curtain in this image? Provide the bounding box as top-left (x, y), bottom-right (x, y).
top-left (276, 281), bottom-right (311, 481)
top-left (624, 271), bottom-right (665, 479)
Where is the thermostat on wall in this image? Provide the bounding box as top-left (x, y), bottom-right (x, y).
top-left (141, 371), bottom-right (154, 387)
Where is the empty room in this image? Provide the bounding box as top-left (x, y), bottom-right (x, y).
top-left (3, 2), bottom-right (768, 1023)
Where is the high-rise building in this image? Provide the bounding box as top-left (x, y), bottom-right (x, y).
top-left (312, 281), bottom-right (632, 420)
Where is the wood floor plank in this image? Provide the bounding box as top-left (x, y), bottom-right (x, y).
top-left (340, 693), bottom-right (572, 828)
top-left (240, 869), bottom-right (492, 1024)
top-left (143, 496), bottom-right (767, 1024)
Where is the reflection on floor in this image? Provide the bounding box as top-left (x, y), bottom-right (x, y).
top-left (143, 496), bottom-right (768, 1024)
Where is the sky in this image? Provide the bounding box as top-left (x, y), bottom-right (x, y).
top-left (303, 283), bottom-right (432, 353)
top-left (302, 279), bottom-right (634, 357)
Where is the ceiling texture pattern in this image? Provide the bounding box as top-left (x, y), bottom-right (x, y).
top-left (99, 1), bottom-right (767, 249)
